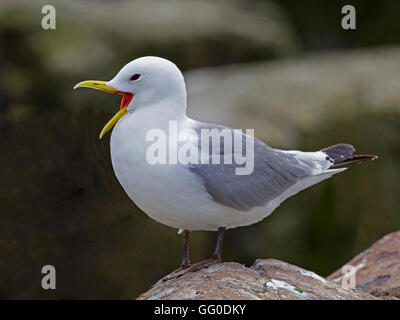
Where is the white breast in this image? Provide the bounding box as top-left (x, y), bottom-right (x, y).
top-left (109, 108), bottom-right (217, 229)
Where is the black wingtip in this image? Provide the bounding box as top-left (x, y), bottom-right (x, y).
top-left (331, 154), bottom-right (378, 168)
top-left (322, 143), bottom-right (377, 167)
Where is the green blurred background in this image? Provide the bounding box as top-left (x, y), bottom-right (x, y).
top-left (0, 0), bottom-right (399, 299)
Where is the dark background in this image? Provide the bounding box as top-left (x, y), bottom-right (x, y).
top-left (0, 0), bottom-right (399, 298)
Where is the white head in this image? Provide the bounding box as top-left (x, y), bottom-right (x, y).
top-left (107, 56), bottom-right (187, 110)
top-left (74, 56), bottom-right (187, 138)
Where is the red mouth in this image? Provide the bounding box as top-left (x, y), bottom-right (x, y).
top-left (118, 92), bottom-right (133, 110)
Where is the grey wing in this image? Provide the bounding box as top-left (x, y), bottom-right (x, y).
top-left (187, 123), bottom-right (314, 211)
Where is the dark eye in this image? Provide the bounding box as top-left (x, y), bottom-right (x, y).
top-left (130, 73), bottom-right (141, 81)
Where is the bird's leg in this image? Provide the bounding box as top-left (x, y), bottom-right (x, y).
top-left (152, 228), bottom-right (226, 286)
top-left (181, 229), bottom-right (190, 268)
top-left (183, 226), bottom-right (226, 271)
top-left (151, 229), bottom-right (191, 286)
top-left (211, 226), bottom-right (225, 262)
top-left (181, 227), bottom-right (226, 271)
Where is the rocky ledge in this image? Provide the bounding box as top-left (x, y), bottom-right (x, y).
top-left (139, 231), bottom-right (400, 300)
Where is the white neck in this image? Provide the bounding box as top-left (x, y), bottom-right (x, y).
top-left (127, 79), bottom-right (188, 117)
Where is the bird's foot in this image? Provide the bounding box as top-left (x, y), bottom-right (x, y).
top-left (151, 258), bottom-right (220, 287)
top-left (151, 263), bottom-right (191, 288)
top-left (180, 257), bottom-right (219, 274)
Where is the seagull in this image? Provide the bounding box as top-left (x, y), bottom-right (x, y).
top-left (74, 56), bottom-right (377, 280)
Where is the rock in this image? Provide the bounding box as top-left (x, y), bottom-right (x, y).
top-left (328, 231), bottom-right (400, 298)
top-left (138, 259), bottom-right (380, 300)
top-left (186, 47), bottom-right (400, 146)
top-left (140, 231), bottom-right (400, 300)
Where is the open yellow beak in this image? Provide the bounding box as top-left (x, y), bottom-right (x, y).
top-left (73, 80), bottom-right (133, 139)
